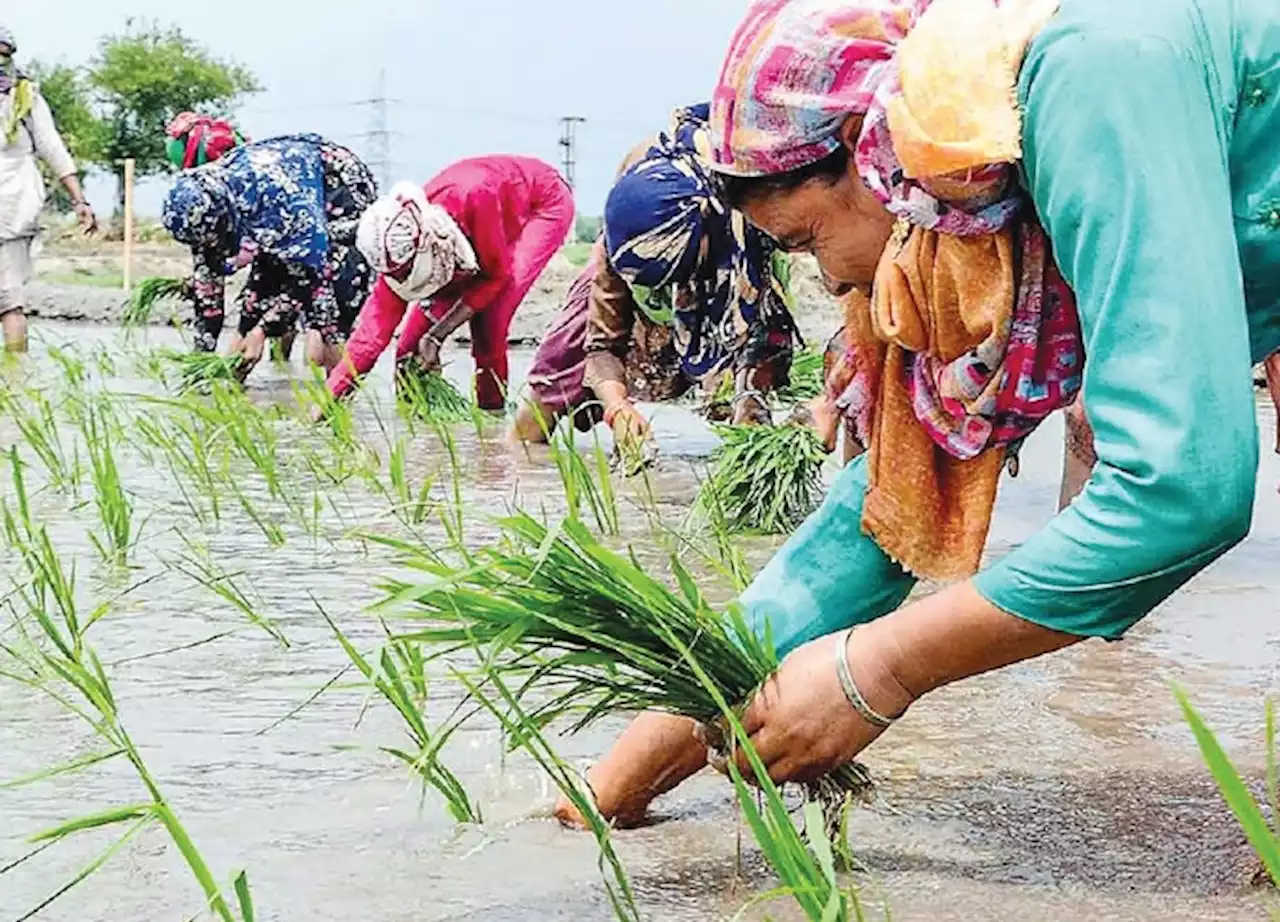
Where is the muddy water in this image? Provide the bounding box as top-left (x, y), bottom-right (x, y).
top-left (1, 321), bottom-right (1278, 922)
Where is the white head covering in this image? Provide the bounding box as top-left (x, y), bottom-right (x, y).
top-left (0, 26), bottom-right (15, 54)
top-left (356, 181), bottom-right (478, 302)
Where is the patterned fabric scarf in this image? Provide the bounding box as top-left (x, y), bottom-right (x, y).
top-left (355, 180), bottom-right (478, 303)
top-left (711, 0), bottom-right (1079, 462)
top-left (604, 103), bottom-right (793, 380)
top-left (163, 135), bottom-right (332, 271)
top-left (1, 58), bottom-right (32, 146)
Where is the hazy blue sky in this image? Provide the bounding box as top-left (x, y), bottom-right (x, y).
top-left (8, 1), bottom-right (749, 217)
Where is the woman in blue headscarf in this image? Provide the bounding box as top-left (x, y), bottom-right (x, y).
top-left (162, 133), bottom-right (376, 378)
top-left (515, 104), bottom-right (801, 450)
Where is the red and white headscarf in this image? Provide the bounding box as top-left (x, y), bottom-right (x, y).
top-left (356, 181), bottom-right (478, 302)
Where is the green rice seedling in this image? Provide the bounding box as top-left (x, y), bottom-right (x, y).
top-left (0, 488), bottom-right (255, 922)
top-left (776, 347), bottom-right (825, 404)
top-left (79, 399), bottom-right (139, 565)
top-left (386, 436), bottom-right (438, 526)
top-left (679, 644), bottom-right (865, 922)
top-left (46, 344), bottom-right (89, 391)
top-left (123, 276), bottom-right (188, 327)
top-left (696, 424), bottom-right (827, 535)
top-left (397, 363), bottom-right (476, 426)
top-left (376, 513), bottom-right (873, 801)
top-left (320, 605), bottom-right (481, 824)
top-left (166, 535), bottom-right (289, 648)
top-left (9, 388), bottom-right (81, 494)
top-left (156, 349), bottom-right (244, 395)
top-left (205, 382), bottom-right (287, 501)
top-left (546, 423), bottom-right (620, 537)
top-left (1176, 688), bottom-right (1280, 887)
top-left (455, 668), bottom-right (640, 922)
top-left (130, 413), bottom-right (224, 525)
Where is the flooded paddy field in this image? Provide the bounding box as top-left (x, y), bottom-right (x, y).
top-left (1, 321), bottom-right (1277, 922)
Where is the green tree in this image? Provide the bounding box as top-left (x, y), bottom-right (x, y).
top-left (87, 20), bottom-right (260, 207)
top-left (575, 214), bottom-right (602, 244)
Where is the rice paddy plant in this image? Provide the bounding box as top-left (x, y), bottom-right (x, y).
top-left (167, 535), bottom-right (289, 648)
top-left (0, 461), bottom-right (255, 922)
top-left (205, 382), bottom-right (287, 501)
top-left (1176, 688), bottom-right (1280, 887)
top-left (454, 668), bottom-right (640, 922)
top-left (321, 606), bottom-right (481, 824)
top-left (386, 436), bottom-right (438, 526)
top-left (680, 645), bottom-right (865, 922)
top-left (131, 413), bottom-right (224, 525)
top-left (123, 276), bottom-right (188, 327)
top-left (46, 344), bottom-right (89, 392)
top-left (696, 424), bottom-right (827, 535)
top-left (79, 399), bottom-right (138, 565)
top-left (776, 348), bottom-right (825, 404)
top-left (8, 388), bottom-right (81, 494)
top-left (397, 365), bottom-right (477, 428)
top-left (375, 512), bottom-right (873, 800)
top-left (546, 423), bottom-right (620, 537)
top-left (156, 349), bottom-right (244, 395)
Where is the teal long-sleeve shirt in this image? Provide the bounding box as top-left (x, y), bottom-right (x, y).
top-left (742, 0), bottom-right (1280, 655)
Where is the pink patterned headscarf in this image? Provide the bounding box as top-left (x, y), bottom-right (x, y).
top-left (710, 0), bottom-right (1080, 466)
top-left (710, 0), bottom-right (920, 179)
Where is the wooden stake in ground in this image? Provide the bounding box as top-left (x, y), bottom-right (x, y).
top-left (122, 158), bottom-right (135, 293)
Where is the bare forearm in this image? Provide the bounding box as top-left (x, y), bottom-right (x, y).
top-left (1266, 353), bottom-right (1280, 453)
top-left (58, 173), bottom-right (86, 204)
top-left (585, 353), bottom-right (628, 402)
top-left (428, 301), bottom-right (474, 343)
top-left (870, 581), bottom-right (1083, 705)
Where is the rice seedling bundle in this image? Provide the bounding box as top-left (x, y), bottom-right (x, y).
top-left (397, 365), bottom-right (475, 425)
top-left (376, 513), bottom-right (872, 799)
top-left (696, 423), bottom-right (827, 535)
top-left (777, 347), bottom-right (824, 404)
top-left (123, 276), bottom-right (189, 327)
top-left (156, 349), bottom-right (244, 394)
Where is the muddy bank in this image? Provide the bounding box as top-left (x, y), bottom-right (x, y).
top-left (28, 244), bottom-right (847, 347)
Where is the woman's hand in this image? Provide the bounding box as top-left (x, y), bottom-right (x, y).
top-left (785, 396), bottom-right (841, 453)
top-left (74, 201), bottom-right (97, 235)
top-left (417, 333), bottom-right (443, 373)
top-left (720, 627), bottom-right (912, 785)
top-left (238, 326), bottom-right (267, 365)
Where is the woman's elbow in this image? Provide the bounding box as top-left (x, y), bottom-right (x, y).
top-left (1181, 455), bottom-right (1257, 552)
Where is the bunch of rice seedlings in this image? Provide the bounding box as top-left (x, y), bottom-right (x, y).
top-left (123, 276), bottom-right (188, 327)
top-left (777, 347), bottom-right (824, 404)
top-left (696, 423), bottom-right (827, 535)
top-left (375, 512), bottom-right (872, 800)
top-left (548, 424), bottom-right (620, 536)
top-left (397, 364), bottom-right (475, 425)
top-left (685, 648), bottom-right (867, 921)
top-left (155, 349), bottom-right (244, 394)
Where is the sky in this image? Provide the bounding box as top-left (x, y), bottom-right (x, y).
top-left (7, 0), bottom-right (750, 218)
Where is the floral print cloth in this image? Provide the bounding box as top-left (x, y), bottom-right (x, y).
top-left (601, 103), bottom-right (796, 380)
top-left (163, 134), bottom-right (377, 351)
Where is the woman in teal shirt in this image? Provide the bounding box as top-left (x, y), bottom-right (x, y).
top-left (558, 0), bottom-right (1280, 828)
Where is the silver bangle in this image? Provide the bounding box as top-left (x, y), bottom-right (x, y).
top-left (731, 388), bottom-right (768, 409)
top-left (835, 629), bottom-right (896, 729)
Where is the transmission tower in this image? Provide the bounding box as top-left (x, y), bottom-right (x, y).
top-left (558, 116), bottom-right (586, 190)
top-left (357, 70), bottom-right (394, 192)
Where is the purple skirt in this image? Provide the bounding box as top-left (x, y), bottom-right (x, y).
top-left (526, 259), bottom-right (598, 418)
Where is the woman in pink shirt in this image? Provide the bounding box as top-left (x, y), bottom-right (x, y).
top-left (328, 155), bottom-right (575, 409)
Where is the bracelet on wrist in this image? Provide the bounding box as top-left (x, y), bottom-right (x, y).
top-left (835, 629), bottom-right (898, 729)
